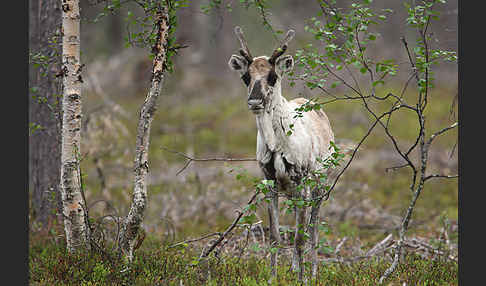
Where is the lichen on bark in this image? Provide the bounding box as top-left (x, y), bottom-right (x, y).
top-left (118, 6), bottom-right (169, 263)
top-left (59, 0), bottom-right (90, 252)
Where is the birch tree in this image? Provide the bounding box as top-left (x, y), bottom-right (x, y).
top-left (118, 2), bottom-right (171, 263)
top-left (60, 0), bottom-right (90, 252)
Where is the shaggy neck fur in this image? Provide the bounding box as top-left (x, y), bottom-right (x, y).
top-left (254, 78), bottom-right (334, 192)
top-left (255, 79), bottom-right (304, 191)
top-left (255, 79), bottom-right (289, 153)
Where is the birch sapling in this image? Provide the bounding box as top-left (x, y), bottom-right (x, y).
top-left (118, 5), bottom-right (169, 263)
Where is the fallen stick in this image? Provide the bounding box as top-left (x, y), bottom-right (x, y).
top-left (200, 191), bottom-right (260, 259)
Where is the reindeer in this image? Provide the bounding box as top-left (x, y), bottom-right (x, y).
top-left (228, 26), bottom-right (335, 280)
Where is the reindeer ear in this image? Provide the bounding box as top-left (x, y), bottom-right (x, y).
top-left (228, 55), bottom-right (248, 72)
top-left (275, 55), bottom-right (294, 75)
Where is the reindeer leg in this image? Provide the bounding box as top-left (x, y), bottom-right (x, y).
top-left (308, 187), bottom-right (323, 278)
top-left (291, 203), bottom-right (299, 272)
top-left (292, 191), bottom-right (307, 282)
top-left (267, 185), bottom-right (281, 278)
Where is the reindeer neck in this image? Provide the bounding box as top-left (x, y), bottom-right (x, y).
top-left (269, 83), bottom-right (288, 112)
top-left (255, 81), bottom-right (293, 152)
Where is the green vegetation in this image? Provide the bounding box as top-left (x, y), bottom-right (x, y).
top-left (30, 231), bottom-right (457, 285)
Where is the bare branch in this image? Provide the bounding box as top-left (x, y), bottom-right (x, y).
top-left (200, 191), bottom-right (260, 259)
top-left (427, 122), bottom-right (458, 146)
top-left (325, 105), bottom-right (403, 198)
top-left (324, 64), bottom-right (363, 97)
top-left (161, 146), bottom-right (257, 175)
top-left (424, 174), bottom-right (458, 182)
top-left (167, 232), bottom-right (222, 249)
top-left (386, 71), bottom-right (417, 128)
top-left (344, 64), bottom-right (363, 96)
top-left (385, 164), bottom-right (409, 173)
top-left (366, 234), bottom-right (394, 256)
top-left (334, 236), bottom-right (348, 256)
top-left (401, 37), bottom-right (419, 83)
top-left (357, 89), bottom-right (418, 178)
top-left (448, 140), bottom-right (458, 160)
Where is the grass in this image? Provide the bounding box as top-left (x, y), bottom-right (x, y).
top-left (29, 231), bottom-right (458, 286)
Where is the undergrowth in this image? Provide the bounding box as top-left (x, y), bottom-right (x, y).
top-left (29, 232), bottom-right (457, 286)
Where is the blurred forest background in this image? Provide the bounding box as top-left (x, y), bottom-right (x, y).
top-left (30, 0), bottom-right (457, 259)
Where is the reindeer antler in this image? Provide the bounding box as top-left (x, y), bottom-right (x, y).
top-left (268, 29), bottom-right (295, 65)
top-left (234, 26), bottom-right (253, 64)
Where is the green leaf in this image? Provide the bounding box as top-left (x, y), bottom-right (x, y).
top-left (372, 80), bottom-right (384, 87)
top-left (331, 81), bottom-right (341, 88)
top-left (240, 213), bottom-right (257, 224)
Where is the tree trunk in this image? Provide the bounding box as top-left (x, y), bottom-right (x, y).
top-left (29, 0), bottom-right (62, 228)
top-left (118, 6), bottom-right (169, 263)
top-left (59, 0), bottom-right (90, 252)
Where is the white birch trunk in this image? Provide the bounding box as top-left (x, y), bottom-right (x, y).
top-left (118, 7), bottom-right (169, 262)
top-left (59, 0), bottom-right (90, 252)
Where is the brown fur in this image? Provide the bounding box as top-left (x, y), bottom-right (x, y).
top-left (249, 58), bottom-right (272, 78)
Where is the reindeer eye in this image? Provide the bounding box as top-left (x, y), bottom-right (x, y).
top-left (241, 72), bottom-right (251, 86)
top-left (267, 70), bottom-right (277, 87)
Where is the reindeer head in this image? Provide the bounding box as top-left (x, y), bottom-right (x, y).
top-left (228, 26), bottom-right (295, 114)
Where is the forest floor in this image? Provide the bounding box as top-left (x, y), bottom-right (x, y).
top-left (29, 226), bottom-right (458, 285)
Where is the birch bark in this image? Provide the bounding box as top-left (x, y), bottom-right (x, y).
top-left (118, 6), bottom-right (169, 262)
top-left (59, 0), bottom-right (90, 252)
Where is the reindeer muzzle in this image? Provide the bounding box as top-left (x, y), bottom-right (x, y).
top-left (248, 80), bottom-right (264, 111)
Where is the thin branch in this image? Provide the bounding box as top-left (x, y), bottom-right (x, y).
top-left (423, 174), bottom-right (458, 182)
top-left (358, 89), bottom-right (419, 178)
top-left (200, 191), bottom-right (260, 259)
top-left (167, 232), bottom-right (222, 249)
top-left (355, 24), bottom-right (375, 96)
top-left (448, 140), bottom-right (458, 160)
top-left (401, 37), bottom-right (419, 83)
top-left (237, 227), bottom-right (252, 263)
top-left (325, 105), bottom-right (403, 198)
top-left (387, 71), bottom-right (417, 128)
top-left (324, 64), bottom-right (363, 97)
top-left (427, 122), bottom-right (458, 146)
top-left (385, 164), bottom-right (409, 173)
top-left (254, 0), bottom-right (279, 41)
top-left (344, 64), bottom-right (363, 95)
top-left (334, 236), bottom-right (348, 256)
top-left (161, 146), bottom-right (257, 175)
top-left (366, 234), bottom-right (393, 256)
